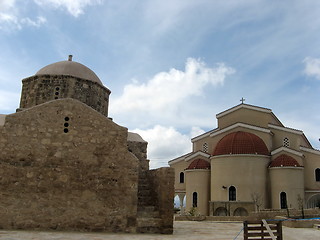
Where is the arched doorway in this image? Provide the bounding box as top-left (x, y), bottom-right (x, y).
top-left (234, 207), bottom-right (248, 216)
top-left (306, 194), bottom-right (320, 208)
top-left (174, 193), bottom-right (186, 213)
top-left (214, 207), bottom-right (228, 216)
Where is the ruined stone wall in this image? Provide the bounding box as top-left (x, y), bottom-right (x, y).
top-left (19, 75), bottom-right (110, 117)
top-left (127, 140), bottom-right (149, 172)
top-left (0, 98), bottom-right (138, 232)
top-left (147, 168), bottom-right (175, 234)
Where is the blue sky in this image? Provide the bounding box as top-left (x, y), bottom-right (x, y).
top-left (1, 0), bottom-right (320, 168)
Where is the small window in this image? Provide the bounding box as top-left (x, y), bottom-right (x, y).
top-left (280, 192), bottom-right (287, 209)
top-left (179, 172), bottom-right (184, 183)
top-left (192, 192), bottom-right (198, 207)
top-left (316, 168), bottom-right (320, 182)
top-left (203, 142), bottom-right (208, 153)
top-left (229, 186), bottom-right (236, 201)
top-left (283, 137), bottom-right (290, 147)
top-left (63, 116), bottom-right (70, 133)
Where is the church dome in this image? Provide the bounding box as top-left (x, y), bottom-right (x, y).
top-left (36, 56), bottom-right (103, 85)
top-left (213, 131), bottom-right (269, 156)
top-left (269, 154), bottom-right (302, 167)
top-left (186, 159), bottom-right (210, 170)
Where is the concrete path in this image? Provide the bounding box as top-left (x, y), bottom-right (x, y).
top-left (0, 221), bottom-right (319, 240)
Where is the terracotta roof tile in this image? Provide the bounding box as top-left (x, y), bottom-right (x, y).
top-left (269, 154), bottom-right (302, 167)
top-left (186, 159), bottom-right (210, 170)
top-left (213, 131), bottom-right (269, 156)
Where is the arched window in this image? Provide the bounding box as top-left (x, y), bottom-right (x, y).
top-left (179, 172), bottom-right (184, 183)
top-left (283, 137), bottom-right (290, 147)
top-left (229, 186), bottom-right (236, 201)
top-left (280, 192), bottom-right (287, 209)
top-left (192, 192), bottom-right (198, 207)
top-left (316, 168), bottom-right (320, 182)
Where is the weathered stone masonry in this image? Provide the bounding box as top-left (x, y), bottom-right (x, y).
top-left (0, 57), bottom-right (174, 233)
top-left (0, 99), bottom-right (138, 232)
top-left (19, 75), bottom-right (110, 117)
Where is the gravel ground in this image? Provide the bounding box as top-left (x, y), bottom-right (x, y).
top-left (0, 221), bottom-right (319, 240)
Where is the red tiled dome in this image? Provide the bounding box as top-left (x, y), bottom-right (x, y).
top-left (269, 154), bottom-right (302, 167)
top-left (213, 131), bottom-right (269, 156)
top-left (186, 159), bottom-right (210, 170)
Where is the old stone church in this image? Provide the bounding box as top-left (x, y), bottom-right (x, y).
top-left (0, 56), bottom-right (174, 233)
top-left (169, 103), bottom-right (320, 216)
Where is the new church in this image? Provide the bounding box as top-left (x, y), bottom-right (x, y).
top-left (169, 103), bottom-right (320, 216)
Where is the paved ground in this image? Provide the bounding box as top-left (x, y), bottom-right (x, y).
top-left (0, 221), bottom-right (319, 240)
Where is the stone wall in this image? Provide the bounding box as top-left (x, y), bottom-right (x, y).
top-left (0, 98), bottom-right (139, 232)
top-left (19, 75), bottom-right (110, 117)
top-left (148, 168), bottom-right (175, 234)
top-left (127, 135), bottom-right (149, 172)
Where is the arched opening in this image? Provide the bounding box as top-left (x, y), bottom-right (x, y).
top-left (179, 172), bottom-right (184, 183)
top-left (174, 195), bottom-right (180, 208)
top-left (214, 207), bottom-right (228, 216)
top-left (234, 207), bottom-right (248, 216)
top-left (280, 192), bottom-right (287, 209)
top-left (192, 192), bottom-right (198, 207)
top-left (306, 194), bottom-right (320, 208)
top-left (315, 168), bottom-right (320, 182)
top-left (229, 186), bottom-right (236, 201)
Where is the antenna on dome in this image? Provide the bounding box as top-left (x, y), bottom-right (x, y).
top-left (68, 55), bottom-right (73, 61)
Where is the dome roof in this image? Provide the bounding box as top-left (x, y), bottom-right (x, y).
top-left (269, 154), bottom-right (302, 168)
top-left (213, 131), bottom-right (269, 156)
top-left (36, 57), bottom-right (103, 85)
top-left (186, 159), bottom-right (210, 170)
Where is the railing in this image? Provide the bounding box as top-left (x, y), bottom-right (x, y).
top-left (243, 220), bottom-right (282, 240)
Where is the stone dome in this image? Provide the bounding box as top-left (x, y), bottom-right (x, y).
top-left (213, 131), bottom-right (269, 156)
top-left (186, 159), bottom-right (210, 170)
top-left (36, 57), bottom-right (103, 85)
top-left (269, 154), bottom-right (302, 167)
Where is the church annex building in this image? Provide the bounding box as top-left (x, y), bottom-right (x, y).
top-left (169, 103), bottom-right (320, 216)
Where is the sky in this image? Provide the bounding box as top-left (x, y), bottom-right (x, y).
top-left (1, 0), bottom-right (320, 169)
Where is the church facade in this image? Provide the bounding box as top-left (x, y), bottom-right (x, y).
top-left (169, 104), bottom-right (320, 216)
top-left (0, 56), bottom-right (174, 233)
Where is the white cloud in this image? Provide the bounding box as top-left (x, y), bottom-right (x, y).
top-left (21, 16), bottom-right (46, 27)
top-left (132, 125), bottom-right (195, 169)
top-left (0, 0), bottom-right (15, 10)
top-left (34, 0), bottom-right (102, 17)
top-left (111, 58), bottom-right (235, 116)
top-left (304, 57), bottom-right (320, 80)
top-left (190, 126), bottom-right (205, 138)
top-left (0, 0), bottom-right (46, 30)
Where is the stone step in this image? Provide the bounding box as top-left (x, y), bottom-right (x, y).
top-left (137, 217), bottom-right (162, 228)
top-left (138, 189), bottom-right (151, 195)
top-left (136, 226), bottom-right (161, 234)
top-left (138, 206), bottom-right (156, 212)
top-left (138, 197), bottom-right (153, 205)
top-left (137, 210), bottom-right (160, 218)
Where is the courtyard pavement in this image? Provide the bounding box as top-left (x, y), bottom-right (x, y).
top-left (0, 221), bottom-right (319, 240)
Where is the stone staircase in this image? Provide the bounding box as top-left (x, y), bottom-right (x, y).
top-left (136, 171), bottom-right (162, 233)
